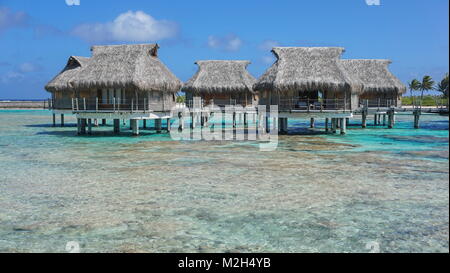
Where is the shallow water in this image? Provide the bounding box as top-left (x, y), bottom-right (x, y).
top-left (0, 110), bottom-right (448, 253)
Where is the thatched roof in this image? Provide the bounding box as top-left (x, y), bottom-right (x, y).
top-left (45, 56), bottom-right (90, 92)
top-left (340, 59), bottom-right (407, 94)
top-left (182, 60), bottom-right (256, 94)
top-left (69, 44), bottom-right (182, 92)
top-left (253, 47), bottom-right (363, 93)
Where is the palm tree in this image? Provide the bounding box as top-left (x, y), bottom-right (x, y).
top-left (419, 75), bottom-right (434, 108)
top-left (408, 79), bottom-right (421, 106)
top-left (435, 73), bottom-right (448, 98)
top-left (435, 73), bottom-right (449, 109)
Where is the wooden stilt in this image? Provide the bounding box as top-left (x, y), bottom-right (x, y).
top-left (102, 119), bottom-right (106, 126)
top-left (77, 118), bottom-right (81, 134)
top-left (178, 112), bottom-right (184, 131)
top-left (88, 119), bottom-right (92, 135)
top-left (383, 114), bottom-right (386, 126)
top-left (143, 119), bottom-right (147, 129)
top-left (60, 114), bottom-right (64, 127)
top-left (131, 119), bottom-right (139, 135)
top-left (414, 110), bottom-right (420, 129)
top-left (362, 110), bottom-right (367, 128)
top-left (155, 119), bottom-right (162, 133)
top-left (52, 113), bottom-right (56, 127)
top-left (387, 111), bottom-right (393, 129)
top-left (310, 118), bottom-right (315, 128)
top-left (80, 119), bottom-right (87, 134)
top-left (166, 118), bottom-right (171, 132)
top-left (113, 119), bottom-right (120, 133)
top-left (190, 112), bottom-right (195, 129)
top-left (340, 118), bottom-right (347, 135)
top-left (331, 118), bottom-right (337, 134)
top-left (325, 118), bottom-right (329, 132)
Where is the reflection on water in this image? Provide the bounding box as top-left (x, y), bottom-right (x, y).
top-left (0, 110), bottom-right (448, 253)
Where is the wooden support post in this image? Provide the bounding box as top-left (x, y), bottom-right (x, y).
top-left (113, 119), bottom-right (120, 133)
top-left (374, 114), bottom-right (378, 125)
top-left (80, 119), bottom-right (87, 134)
top-left (166, 118), bottom-right (171, 132)
top-left (130, 119), bottom-right (133, 130)
top-left (310, 118), bottom-right (315, 128)
top-left (414, 110), bottom-right (420, 129)
top-left (346, 118), bottom-right (350, 127)
top-left (143, 119), bottom-right (147, 129)
top-left (387, 111), bottom-right (393, 129)
top-left (88, 119), bottom-right (92, 135)
top-left (155, 119), bottom-right (162, 133)
top-left (131, 119), bottom-right (139, 136)
top-left (382, 114), bottom-right (386, 126)
top-left (77, 118), bottom-right (81, 134)
top-left (232, 112), bottom-right (237, 128)
top-left (340, 118), bottom-right (347, 135)
top-left (362, 111), bottom-right (367, 128)
top-left (331, 118), bottom-right (337, 134)
top-left (102, 119), bottom-right (106, 126)
top-left (325, 118), bottom-right (329, 132)
top-left (190, 112), bottom-right (195, 129)
top-left (52, 113), bottom-right (56, 127)
top-left (178, 112), bottom-right (184, 131)
top-left (60, 114), bottom-right (64, 127)
top-left (200, 114), bottom-right (205, 127)
top-left (265, 115), bottom-right (270, 133)
top-left (244, 113), bottom-right (248, 126)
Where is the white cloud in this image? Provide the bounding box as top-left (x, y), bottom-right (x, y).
top-left (261, 55), bottom-right (276, 65)
top-left (72, 10), bottom-right (179, 43)
top-left (1, 71), bottom-right (24, 83)
top-left (259, 40), bottom-right (280, 51)
top-left (0, 7), bottom-right (29, 33)
top-left (18, 62), bottom-right (43, 73)
top-left (207, 34), bottom-right (242, 52)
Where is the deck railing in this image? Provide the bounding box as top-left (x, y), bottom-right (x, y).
top-left (48, 98), bottom-right (156, 112)
top-left (361, 99), bottom-right (398, 109)
top-left (276, 98), bottom-right (350, 112)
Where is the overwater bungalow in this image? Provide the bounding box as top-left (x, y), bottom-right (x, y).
top-left (253, 47), bottom-right (363, 134)
top-left (340, 59), bottom-right (407, 108)
top-left (182, 60), bottom-right (257, 107)
top-left (45, 56), bottom-right (90, 125)
top-left (45, 44), bottom-right (182, 135)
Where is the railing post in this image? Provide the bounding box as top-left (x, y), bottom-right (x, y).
top-left (71, 98), bottom-right (74, 111)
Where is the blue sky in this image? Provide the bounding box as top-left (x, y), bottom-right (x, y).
top-left (0, 0), bottom-right (448, 99)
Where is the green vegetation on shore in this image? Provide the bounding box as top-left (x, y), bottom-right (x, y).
top-left (406, 74), bottom-right (448, 107)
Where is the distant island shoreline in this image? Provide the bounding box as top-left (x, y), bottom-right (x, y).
top-left (0, 100), bottom-right (49, 109)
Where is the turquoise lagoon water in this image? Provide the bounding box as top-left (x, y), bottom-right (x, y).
top-left (0, 110), bottom-right (448, 253)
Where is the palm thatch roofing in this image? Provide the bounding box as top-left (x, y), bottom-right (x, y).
top-left (253, 47), bottom-right (363, 94)
top-left (69, 44), bottom-right (182, 92)
top-left (45, 56), bottom-right (90, 92)
top-left (340, 59), bottom-right (406, 94)
top-left (182, 60), bottom-right (256, 94)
